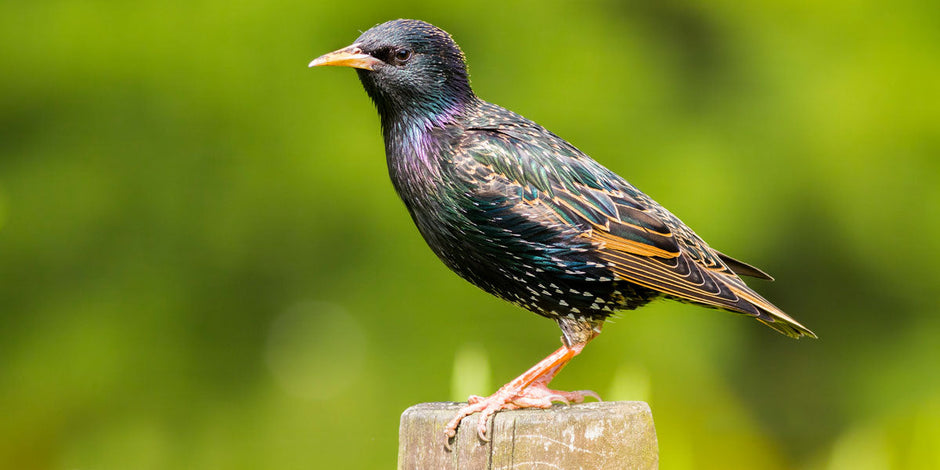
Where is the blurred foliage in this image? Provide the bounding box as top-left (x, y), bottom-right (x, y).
top-left (2, 0), bottom-right (938, 469)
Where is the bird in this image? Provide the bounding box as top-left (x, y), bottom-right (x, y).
top-left (310, 19), bottom-right (815, 447)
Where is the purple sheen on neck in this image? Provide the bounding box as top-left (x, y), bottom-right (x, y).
top-left (387, 99), bottom-right (469, 175)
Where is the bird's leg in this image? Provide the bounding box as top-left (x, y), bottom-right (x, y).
top-left (443, 337), bottom-right (600, 448)
top-left (509, 354), bottom-right (601, 407)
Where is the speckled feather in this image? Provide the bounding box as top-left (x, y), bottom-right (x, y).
top-left (330, 19), bottom-right (814, 342)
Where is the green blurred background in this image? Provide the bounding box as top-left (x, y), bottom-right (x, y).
top-left (2, 0), bottom-right (938, 468)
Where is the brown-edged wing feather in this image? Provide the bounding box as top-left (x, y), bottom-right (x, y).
top-left (460, 115), bottom-right (815, 338)
top-left (584, 190), bottom-right (815, 338)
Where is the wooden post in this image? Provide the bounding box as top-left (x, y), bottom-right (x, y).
top-left (398, 401), bottom-right (658, 469)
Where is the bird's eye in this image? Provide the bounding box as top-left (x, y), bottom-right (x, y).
top-left (392, 48), bottom-right (413, 65)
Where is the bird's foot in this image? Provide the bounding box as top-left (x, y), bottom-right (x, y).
top-left (443, 382), bottom-right (600, 447)
top-left (442, 340), bottom-right (598, 451)
top-left (492, 381), bottom-right (601, 409)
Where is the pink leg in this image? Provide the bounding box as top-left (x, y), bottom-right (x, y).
top-left (444, 339), bottom-right (600, 448)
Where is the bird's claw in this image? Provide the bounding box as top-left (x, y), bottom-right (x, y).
top-left (443, 383), bottom-right (601, 448)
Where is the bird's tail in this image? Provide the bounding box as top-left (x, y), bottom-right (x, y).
top-left (727, 283), bottom-right (817, 339)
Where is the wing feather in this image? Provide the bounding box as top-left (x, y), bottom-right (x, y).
top-left (459, 121), bottom-right (815, 338)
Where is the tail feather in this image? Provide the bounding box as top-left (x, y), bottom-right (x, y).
top-left (728, 283), bottom-right (817, 339)
top-left (715, 251), bottom-right (775, 281)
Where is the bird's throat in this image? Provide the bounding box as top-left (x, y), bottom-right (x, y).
top-left (383, 116), bottom-right (443, 190)
top-left (381, 98), bottom-right (472, 181)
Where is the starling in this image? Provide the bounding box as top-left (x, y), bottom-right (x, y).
top-left (310, 19), bottom-right (815, 445)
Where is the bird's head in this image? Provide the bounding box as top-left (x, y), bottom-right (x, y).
top-left (311, 19), bottom-right (475, 127)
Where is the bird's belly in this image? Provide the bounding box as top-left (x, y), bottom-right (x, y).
top-left (411, 211), bottom-right (659, 321)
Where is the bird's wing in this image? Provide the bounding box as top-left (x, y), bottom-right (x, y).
top-left (461, 123), bottom-right (814, 338)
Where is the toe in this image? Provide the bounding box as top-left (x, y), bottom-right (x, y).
top-left (477, 411), bottom-right (491, 442)
top-left (576, 389), bottom-right (602, 402)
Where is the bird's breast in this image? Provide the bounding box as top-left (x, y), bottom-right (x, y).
top-left (388, 153), bottom-right (644, 321)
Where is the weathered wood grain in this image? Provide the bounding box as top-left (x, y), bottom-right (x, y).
top-left (398, 401), bottom-right (658, 469)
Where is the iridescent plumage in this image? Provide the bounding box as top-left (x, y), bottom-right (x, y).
top-left (311, 18), bottom-right (815, 444)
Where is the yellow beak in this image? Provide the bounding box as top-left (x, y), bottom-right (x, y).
top-left (309, 45), bottom-right (382, 71)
